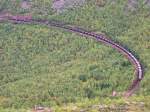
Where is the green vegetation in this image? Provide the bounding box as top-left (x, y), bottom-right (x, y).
top-left (0, 0), bottom-right (150, 111)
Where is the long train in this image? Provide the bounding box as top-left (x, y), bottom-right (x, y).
top-left (0, 14), bottom-right (144, 96)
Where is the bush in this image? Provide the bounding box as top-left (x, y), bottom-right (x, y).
top-left (78, 74), bottom-right (88, 82)
top-left (84, 88), bottom-right (95, 98)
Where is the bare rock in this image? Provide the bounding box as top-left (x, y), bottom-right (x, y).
top-left (124, 0), bottom-right (139, 13)
top-left (95, 0), bottom-right (106, 7)
top-left (144, 0), bottom-right (150, 6)
top-left (52, 0), bottom-right (86, 13)
top-left (33, 105), bottom-right (52, 112)
top-left (20, 0), bottom-right (31, 9)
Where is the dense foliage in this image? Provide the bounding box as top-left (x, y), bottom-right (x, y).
top-left (0, 0), bottom-right (150, 111)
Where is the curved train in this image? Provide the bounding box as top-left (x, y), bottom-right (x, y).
top-left (0, 14), bottom-right (144, 96)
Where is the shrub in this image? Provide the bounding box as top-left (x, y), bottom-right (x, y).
top-left (78, 74), bottom-right (88, 82)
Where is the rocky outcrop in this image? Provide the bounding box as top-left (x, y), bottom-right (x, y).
top-left (124, 0), bottom-right (139, 12)
top-left (124, 0), bottom-right (150, 13)
top-left (20, 1), bottom-right (31, 9)
top-left (52, 0), bottom-right (86, 13)
top-left (144, 0), bottom-right (150, 6)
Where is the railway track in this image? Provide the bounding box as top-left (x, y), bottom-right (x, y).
top-left (0, 14), bottom-right (144, 97)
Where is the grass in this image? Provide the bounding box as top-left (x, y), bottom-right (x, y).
top-left (0, 0), bottom-right (150, 111)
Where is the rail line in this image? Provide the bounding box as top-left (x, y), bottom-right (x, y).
top-left (0, 14), bottom-right (144, 96)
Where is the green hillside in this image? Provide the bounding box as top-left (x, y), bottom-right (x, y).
top-left (0, 0), bottom-right (150, 111)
